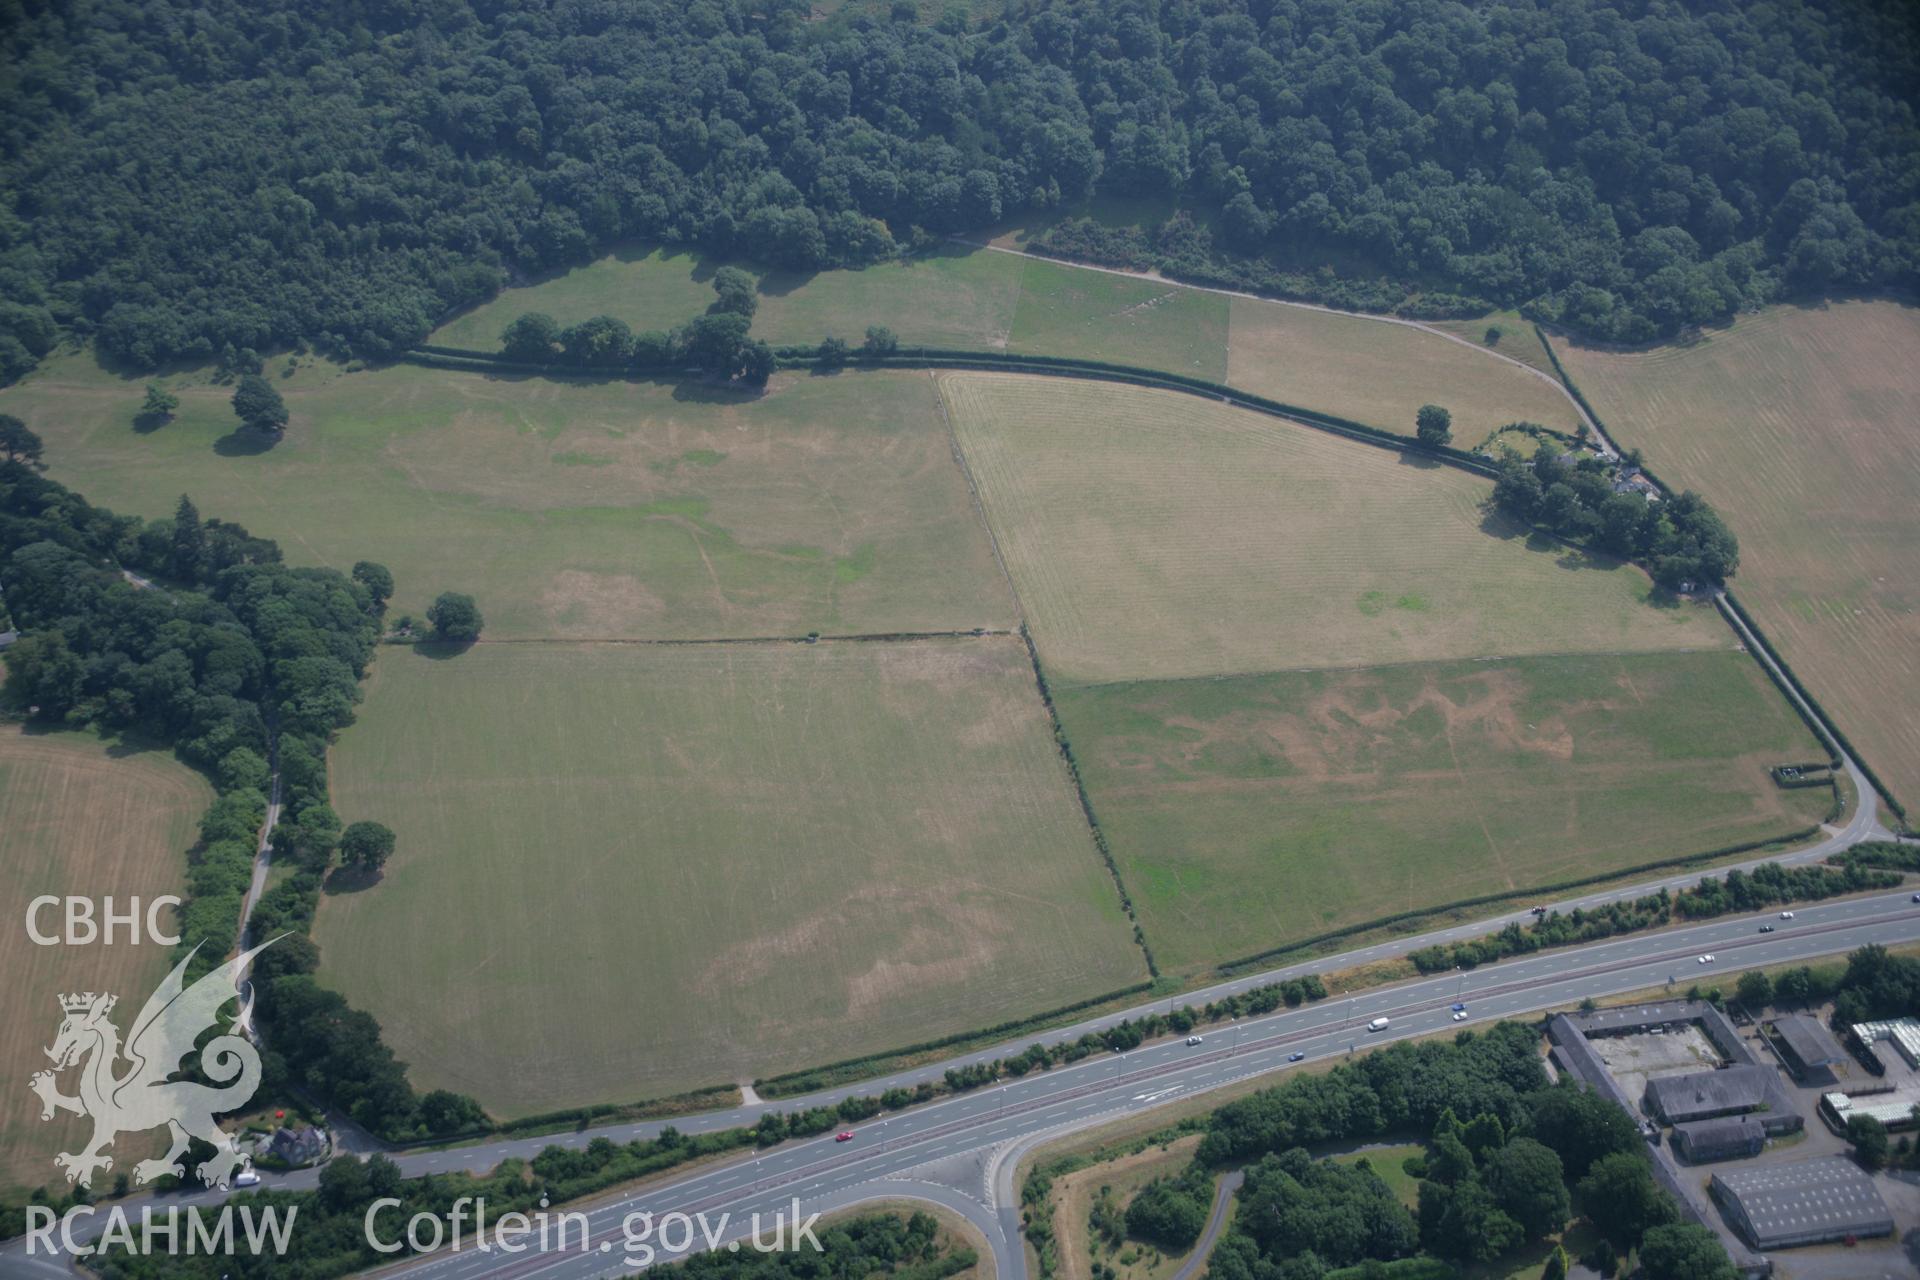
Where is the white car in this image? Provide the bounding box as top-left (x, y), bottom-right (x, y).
top-left (233, 1168), bottom-right (261, 1187)
top-left (1697, 954), bottom-right (1715, 964)
top-left (1185, 1035), bottom-right (1204, 1046)
top-left (1451, 1011), bottom-right (1468, 1022)
top-left (1779, 911), bottom-right (1795, 919)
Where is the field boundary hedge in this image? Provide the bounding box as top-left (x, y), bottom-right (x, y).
top-left (401, 344), bottom-right (1502, 479)
top-left (1016, 622), bottom-right (1159, 981)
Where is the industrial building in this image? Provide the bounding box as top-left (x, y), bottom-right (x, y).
top-left (1546, 1003), bottom-right (1772, 1277)
top-left (1673, 1115), bottom-right (1767, 1164)
top-left (1710, 1157), bottom-right (1895, 1249)
top-left (1644, 1064), bottom-right (1802, 1134)
top-left (1768, 1014), bottom-right (1850, 1087)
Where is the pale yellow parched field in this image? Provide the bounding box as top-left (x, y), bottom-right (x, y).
top-left (0, 730), bottom-right (211, 1192)
top-left (1226, 298), bottom-right (1584, 441)
top-left (941, 374), bottom-right (1727, 685)
top-left (1554, 300), bottom-right (1920, 814)
top-left (2, 357), bottom-right (1013, 642)
top-left (315, 638), bottom-right (1144, 1116)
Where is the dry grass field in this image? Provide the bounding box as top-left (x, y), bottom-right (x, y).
top-left (315, 638), bottom-right (1144, 1114)
top-left (1554, 300), bottom-right (1920, 814)
top-left (942, 373), bottom-right (1728, 685)
top-left (0, 729), bottom-right (211, 1192)
top-left (0, 357), bottom-right (1012, 641)
top-left (1057, 650), bottom-right (1832, 976)
top-left (1226, 300), bottom-right (1582, 440)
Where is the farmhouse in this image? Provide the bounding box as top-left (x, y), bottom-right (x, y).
top-left (1710, 1157), bottom-right (1894, 1250)
top-left (267, 1125), bottom-right (328, 1167)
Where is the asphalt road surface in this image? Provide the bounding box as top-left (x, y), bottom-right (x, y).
top-left (7, 889), bottom-right (1913, 1280)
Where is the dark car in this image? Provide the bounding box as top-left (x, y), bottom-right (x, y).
top-left (1287, 1051), bottom-right (1305, 1062)
top-left (1759, 924), bottom-right (1775, 933)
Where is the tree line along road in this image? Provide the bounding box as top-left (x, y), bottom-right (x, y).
top-left (4, 888), bottom-right (1915, 1280)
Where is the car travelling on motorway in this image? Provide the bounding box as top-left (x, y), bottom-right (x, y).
top-left (1186, 1035), bottom-right (1204, 1045)
top-left (1287, 1051), bottom-right (1306, 1062)
top-left (1780, 910), bottom-right (1795, 919)
top-left (835, 1131), bottom-right (854, 1143)
top-left (1759, 924), bottom-right (1775, 933)
top-left (1367, 1017), bottom-right (1390, 1032)
top-left (1698, 954), bottom-right (1715, 963)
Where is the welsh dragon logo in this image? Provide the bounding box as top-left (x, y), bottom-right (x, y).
top-left (28, 939), bottom-right (275, 1190)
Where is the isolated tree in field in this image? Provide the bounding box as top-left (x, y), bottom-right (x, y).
top-left (0, 413), bottom-right (42, 464)
top-left (231, 373), bottom-right (288, 437)
top-left (709, 266), bottom-right (758, 318)
top-left (138, 382), bottom-right (179, 427)
top-left (1735, 968), bottom-right (1772, 1008)
top-left (427, 591), bottom-right (483, 642)
top-left (339, 820), bottom-right (396, 872)
top-left (863, 325), bottom-right (898, 354)
top-left (351, 561), bottom-right (393, 611)
top-left (501, 311), bottom-right (560, 362)
top-left (1415, 403), bottom-right (1453, 447)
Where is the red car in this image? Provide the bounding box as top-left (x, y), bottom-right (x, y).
top-left (835, 1131), bottom-right (855, 1143)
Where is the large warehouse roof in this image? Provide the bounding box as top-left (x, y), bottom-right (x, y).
top-left (1711, 1157), bottom-right (1895, 1249)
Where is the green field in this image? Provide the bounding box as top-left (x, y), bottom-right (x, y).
top-left (0, 729), bottom-right (211, 1191)
top-left (942, 373), bottom-right (1728, 685)
top-left (436, 244), bottom-right (1028, 354)
top-left (1, 357), bottom-right (1012, 640)
top-left (1057, 650), bottom-right (1832, 975)
top-left (315, 638), bottom-right (1145, 1114)
top-left (1006, 256), bottom-right (1228, 380)
top-left (429, 245), bottom-right (1581, 435)
top-left (1555, 301), bottom-right (1920, 815)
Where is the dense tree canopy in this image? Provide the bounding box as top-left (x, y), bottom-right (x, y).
top-left (1, 0), bottom-right (1914, 380)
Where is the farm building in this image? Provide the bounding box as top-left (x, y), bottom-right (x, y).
top-left (1769, 1015), bottom-right (1850, 1086)
top-left (1644, 1065), bottom-right (1802, 1134)
top-left (1710, 1157), bottom-right (1894, 1250)
top-left (1821, 1091), bottom-right (1920, 1132)
top-left (1852, 1017), bottom-right (1920, 1070)
top-left (1673, 1116), bottom-right (1766, 1164)
top-left (268, 1125), bottom-right (328, 1166)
